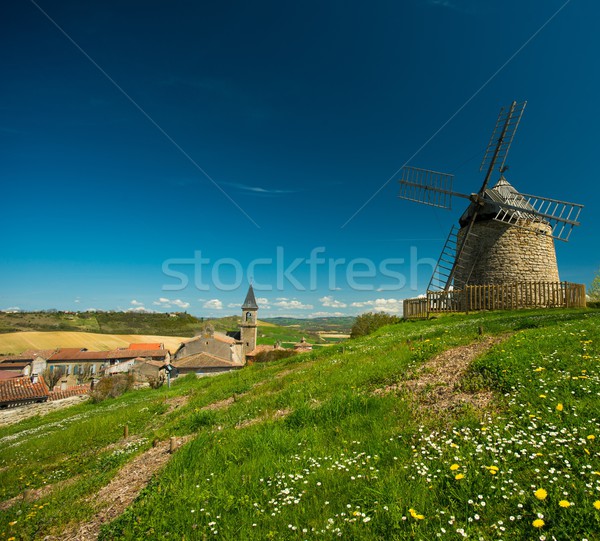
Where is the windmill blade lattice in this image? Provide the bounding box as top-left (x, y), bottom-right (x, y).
top-left (479, 101), bottom-right (527, 178)
top-left (493, 192), bottom-right (583, 242)
top-left (398, 166), bottom-right (455, 209)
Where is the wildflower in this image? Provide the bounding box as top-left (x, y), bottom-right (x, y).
top-left (455, 473), bottom-right (465, 480)
top-left (534, 488), bottom-right (548, 500)
top-left (559, 500), bottom-right (571, 508)
top-left (450, 464), bottom-right (460, 471)
top-left (587, 435), bottom-right (595, 440)
top-left (363, 517), bottom-right (371, 523)
top-left (532, 519), bottom-right (545, 528)
top-left (556, 403), bottom-right (563, 412)
top-left (9, 521), bottom-right (17, 526)
top-left (409, 508), bottom-right (425, 520)
top-left (594, 501), bottom-right (600, 510)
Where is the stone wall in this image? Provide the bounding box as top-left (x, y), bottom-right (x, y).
top-left (455, 219), bottom-right (559, 286)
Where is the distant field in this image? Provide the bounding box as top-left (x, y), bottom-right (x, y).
top-left (0, 331), bottom-right (188, 354)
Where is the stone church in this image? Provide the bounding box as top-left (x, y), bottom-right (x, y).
top-left (172, 285), bottom-right (259, 375)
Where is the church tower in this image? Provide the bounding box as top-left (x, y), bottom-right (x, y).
top-left (240, 284), bottom-right (258, 354)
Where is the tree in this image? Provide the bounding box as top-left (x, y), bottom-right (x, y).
top-left (43, 367), bottom-right (64, 390)
top-left (350, 312), bottom-right (402, 339)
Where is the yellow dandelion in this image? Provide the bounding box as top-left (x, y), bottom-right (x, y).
top-left (8, 537), bottom-right (16, 541)
top-left (587, 435), bottom-right (595, 440)
top-left (534, 488), bottom-right (548, 500)
top-left (532, 519), bottom-right (545, 528)
top-left (409, 508), bottom-right (425, 520)
top-left (455, 473), bottom-right (465, 480)
top-left (534, 367), bottom-right (544, 372)
top-left (539, 394), bottom-right (547, 398)
top-left (594, 500), bottom-right (600, 510)
top-left (559, 500), bottom-right (571, 508)
top-left (450, 464), bottom-right (460, 471)
top-left (9, 521), bottom-right (17, 526)
top-left (556, 403), bottom-right (564, 412)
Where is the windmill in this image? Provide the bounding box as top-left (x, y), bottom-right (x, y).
top-left (398, 101), bottom-right (583, 293)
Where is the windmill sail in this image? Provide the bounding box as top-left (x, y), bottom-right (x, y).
top-left (398, 166), bottom-right (455, 209)
top-left (493, 191), bottom-right (583, 242)
top-left (479, 101), bottom-right (527, 179)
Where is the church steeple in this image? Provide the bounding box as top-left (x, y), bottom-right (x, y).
top-left (240, 285), bottom-right (258, 354)
top-left (242, 284), bottom-right (259, 310)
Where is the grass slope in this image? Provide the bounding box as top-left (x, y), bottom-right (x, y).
top-left (1, 308), bottom-right (599, 540)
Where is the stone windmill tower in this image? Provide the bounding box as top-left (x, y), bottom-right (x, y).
top-left (398, 101), bottom-right (583, 292)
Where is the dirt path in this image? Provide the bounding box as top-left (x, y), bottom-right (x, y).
top-left (375, 334), bottom-right (509, 411)
top-left (52, 435), bottom-right (192, 541)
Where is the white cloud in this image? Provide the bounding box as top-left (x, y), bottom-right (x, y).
top-left (74, 298), bottom-right (80, 304)
top-left (309, 311), bottom-right (346, 318)
top-left (319, 295), bottom-right (347, 308)
top-left (203, 299), bottom-right (223, 310)
top-left (152, 297), bottom-right (190, 309)
top-left (350, 298), bottom-right (403, 314)
top-left (2, 306), bottom-right (21, 313)
top-left (130, 299), bottom-right (144, 306)
top-left (273, 299), bottom-right (313, 310)
top-left (227, 303), bottom-right (239, 309)
top-left (256, 297), bottom-right (271, 309)
top-left (127, 306), bottom-right (155, 313)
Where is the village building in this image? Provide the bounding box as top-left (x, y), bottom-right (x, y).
top-left (46, 346), bottom-right (170, 387)
top-left (294, 337), bottom-right (313, 352)
top-left (172, 285), bottom-right (260, 375)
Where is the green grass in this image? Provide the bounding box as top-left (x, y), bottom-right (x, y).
top-left (1, 308), bottom-right (599, 540)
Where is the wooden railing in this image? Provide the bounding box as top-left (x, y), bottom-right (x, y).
top-left (403, 282), bottom-right (586, 319)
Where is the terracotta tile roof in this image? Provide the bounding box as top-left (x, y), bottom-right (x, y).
top-left (0, 371), bottom-right (22, 380)
top-left (0, 376), bottom-right (49, 406)
top-left (49, 348), bottom-right (169, 361)
top-left (20, 349), bottom-right (57, 359)
top-left (107, 349), bottom-right (169, 360)
top-left (49, 349), bottom-right (108, 361)
top-left (246, 345), bottom-right (275, 357)
top-left (173, 352), bottom-right (243, 369)
top-left (48, 384), bottom-right (90, 401)
top-left (128, 343), bottom-right (163, 350)
top-left (0, 360), bottom-right (30, 370)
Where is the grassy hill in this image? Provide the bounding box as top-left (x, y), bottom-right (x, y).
top-left (0, 312), bottom-right (322, 351)
top-left (0, 311), bottom-right (202, 337)
top-left (1, 308), bottom-right (599, 540)
top-left (262, 316), bottom-right (356, 333)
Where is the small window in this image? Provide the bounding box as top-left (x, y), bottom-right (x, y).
top-left (74, 365), bottom-right (79, 375)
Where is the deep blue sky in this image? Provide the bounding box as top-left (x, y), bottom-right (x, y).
top-left (1, 0), bottom-right (598, 317)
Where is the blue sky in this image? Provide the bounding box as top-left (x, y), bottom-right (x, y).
top-left (1, 0), bottom-right (598, 318)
